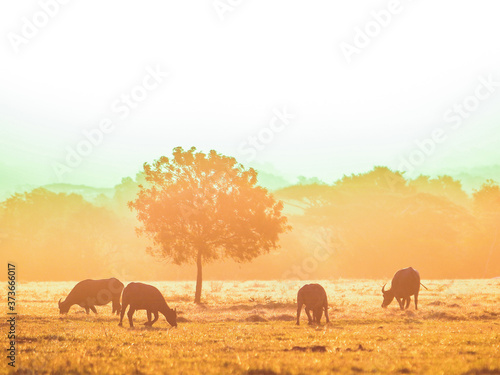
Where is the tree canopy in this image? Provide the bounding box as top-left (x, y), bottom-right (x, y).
top-left (129, 147), bottom-right (290, 302)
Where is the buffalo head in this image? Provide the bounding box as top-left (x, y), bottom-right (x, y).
top-left (58, 298), bottom-right (70, 314)
top-left (166, 307), bottom-right (177, 328)
top-left (381, 284), bottom-right (395, 308)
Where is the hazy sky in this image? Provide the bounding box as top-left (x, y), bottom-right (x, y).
top-left (1, 1), bottom-right (499, 188)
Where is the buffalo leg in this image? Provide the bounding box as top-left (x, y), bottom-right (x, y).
top-left (145, 311), bottom-right (152, 326)
top-left (127, 308), bottom-right (135, 328)
top-left (118, 304), bottom-right (128, 326)
top-left (396, 297), bottom-right (404, 310)
top-left (151, 311), bottom-right (159, 326)
top-left (305, 308), bottom-right (313, 324)
top-left (112, 300), bottom-right (121, 315)
top-left (414, 293), bottom-right (419, 310)
top-left (90, 305), bottom-right (98, 314)
top-left (314, 308), bottom-right (323, 324)
top-left (296, 304), bottom-right (302, 325)
top-left (403, 297), bottom-right (411, 310)
top-left (324, 304), bottom-right (330, 323)
top-left (84, 306), bottom-right (90, 314)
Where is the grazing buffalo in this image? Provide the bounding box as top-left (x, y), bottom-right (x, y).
top-left (296, 284), bottom-right (330, 325)
top-left (382, 267), bottom-right (427, 310)
top-left (119, 282), bottom-right (177, 328)
top-left (58, 278), bottom-right (124, 315)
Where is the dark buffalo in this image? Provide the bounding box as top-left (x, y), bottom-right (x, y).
top-left (119, 282), bottom-right (177, 328)
top-left (296, 283), bottom-right (330, 325)
top-left (382, 267), bottom-right (427, 310)
top-left (58, 278), bottom-right (124, 315)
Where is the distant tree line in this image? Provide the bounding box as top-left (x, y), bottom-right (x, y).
top-left (1, 165), bottom-right (499, 282)
top-left (275, 167), bottom-right (500, 278)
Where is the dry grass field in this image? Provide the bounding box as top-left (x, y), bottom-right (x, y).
top-left (3, 279), bottom-right (500, 374)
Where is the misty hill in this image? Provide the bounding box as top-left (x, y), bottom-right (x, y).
top-left (254, 170), bottom-right (291, 191)
top-left (0, 183), bottom-right (114, 202)
top-left (42, 183), bottom-right (114, 200)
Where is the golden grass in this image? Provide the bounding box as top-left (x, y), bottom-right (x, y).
top-left (4, 279), bottom-right (500, 374)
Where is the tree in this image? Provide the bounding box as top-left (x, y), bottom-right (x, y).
top-left (471, 180), bottom-right (500, 276)
top-left (0, 188), bottom-right (120, 280)
top-left (473, 179), bottom-right (500, 212)
top-left (409, 175), bottom-right (470, 207)
top-left (275, 183), bottom-right (333, 210)
top-left (129, 147), bottom-right (290, 303)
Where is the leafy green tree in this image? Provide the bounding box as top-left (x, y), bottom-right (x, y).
top-left (129, 147), bottom-right (290, 303)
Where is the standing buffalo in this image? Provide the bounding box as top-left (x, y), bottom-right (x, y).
top-left (119, 282), bottom-right (177, 328)
top-left (58, 278), bottom-right (124, 315)
top-left (381, 267), bottom-right (427, 310)
top-left (296, 283), bottom-right (330, 325)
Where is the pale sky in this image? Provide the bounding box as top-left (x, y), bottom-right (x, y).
top-left (1, 0), bottom-right (499, 188)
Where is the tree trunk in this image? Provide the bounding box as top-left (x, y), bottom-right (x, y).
top-left (194, 250), bottom-right (202, 304)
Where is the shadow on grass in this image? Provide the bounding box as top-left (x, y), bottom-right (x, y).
top-left (119, 325), bottom-right (175, 332)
